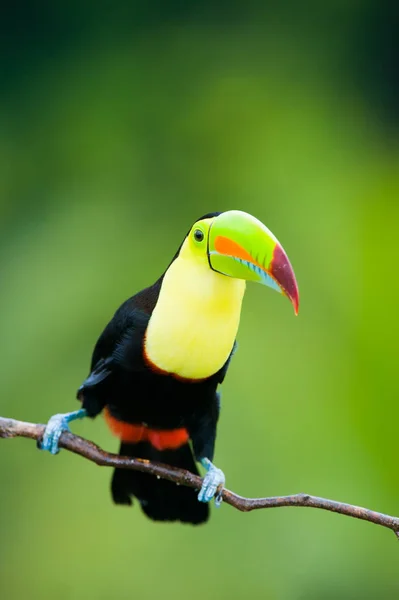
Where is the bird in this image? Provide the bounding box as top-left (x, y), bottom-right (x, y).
top-left (38, 210), bottom-right (299, 525)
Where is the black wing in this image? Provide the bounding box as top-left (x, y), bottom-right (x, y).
top-left (77, 281), bottom-right (162, 417)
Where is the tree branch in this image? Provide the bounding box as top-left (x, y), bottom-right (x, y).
top-left (1, 415), bottom-right (398, 539)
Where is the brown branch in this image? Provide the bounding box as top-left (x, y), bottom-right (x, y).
top-left (1, 415), bottom-right (398, 539)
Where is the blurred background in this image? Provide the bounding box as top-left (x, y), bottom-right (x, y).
top-left (1, 2), bottom-right (399, 598)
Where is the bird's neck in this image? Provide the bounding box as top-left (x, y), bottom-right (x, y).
top-left (144, 255), bottom-right (246, 380)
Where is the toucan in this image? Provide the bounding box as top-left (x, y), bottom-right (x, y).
top-left (38, 210), bottom-right (299, 524)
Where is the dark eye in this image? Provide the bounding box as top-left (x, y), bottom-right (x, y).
top-left (194, 229), bottom-right (204, 242)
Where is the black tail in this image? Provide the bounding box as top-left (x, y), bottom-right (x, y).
top-left (111, 442), bottom-right (209, 525)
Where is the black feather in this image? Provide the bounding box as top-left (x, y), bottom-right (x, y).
top-left (112, 442), bottom-right (209, 524)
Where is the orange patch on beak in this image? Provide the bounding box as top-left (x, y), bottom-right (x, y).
top-left (215, 236), bottom-right (259, 266)
top-left (214, 235), bottom-right (269, 273)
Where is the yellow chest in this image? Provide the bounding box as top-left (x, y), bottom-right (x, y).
top-left (144, 256), bottom-right (246, 380)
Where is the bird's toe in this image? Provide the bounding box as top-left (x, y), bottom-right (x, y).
top-left (39, 414), bottom-right (70, 454)
top-left (198, 462), bottom-right (225, 505)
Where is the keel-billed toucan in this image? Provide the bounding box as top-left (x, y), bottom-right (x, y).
top-left (39, 210), bottom-right (299, 524)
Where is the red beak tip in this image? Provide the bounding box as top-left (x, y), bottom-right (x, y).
top-left (270, 245), bottom-right (299, 316)
top-left (290, 290), bottom-right (299, 316)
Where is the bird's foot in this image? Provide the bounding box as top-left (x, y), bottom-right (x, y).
top-left (198, 458), bottom-right (225, 507)
top-left (37, 408), bottom-right (87, 455)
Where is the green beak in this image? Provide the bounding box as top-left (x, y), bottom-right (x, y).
top-left (208, 210), bottom-right (299, 314)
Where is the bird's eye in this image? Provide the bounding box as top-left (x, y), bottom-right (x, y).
top-left (194, 229), bottom-right (204, 242)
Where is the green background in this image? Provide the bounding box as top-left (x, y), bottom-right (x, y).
top-left (1, 3), bottom-right (399, 599)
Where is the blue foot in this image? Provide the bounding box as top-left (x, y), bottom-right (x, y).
top-left (198, 458), bottom-right (225, 507)
top-left (38, 409), bottom-right (87, 455)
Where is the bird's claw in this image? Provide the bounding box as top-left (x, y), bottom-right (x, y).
top-left (214, 484), bottom-right (224, 508)
top-left (37, 409), bottom-right (87, 455)
top-left (37, 414), bottom-right (70, 454)
top-left (198, 459), bottom-right (225, 506)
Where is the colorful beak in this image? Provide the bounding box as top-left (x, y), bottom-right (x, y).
top-left (208, 210), bottom-right (299, 314)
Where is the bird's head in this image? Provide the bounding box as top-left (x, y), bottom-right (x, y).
top-left (180, 210), bottom-right (299, 314)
